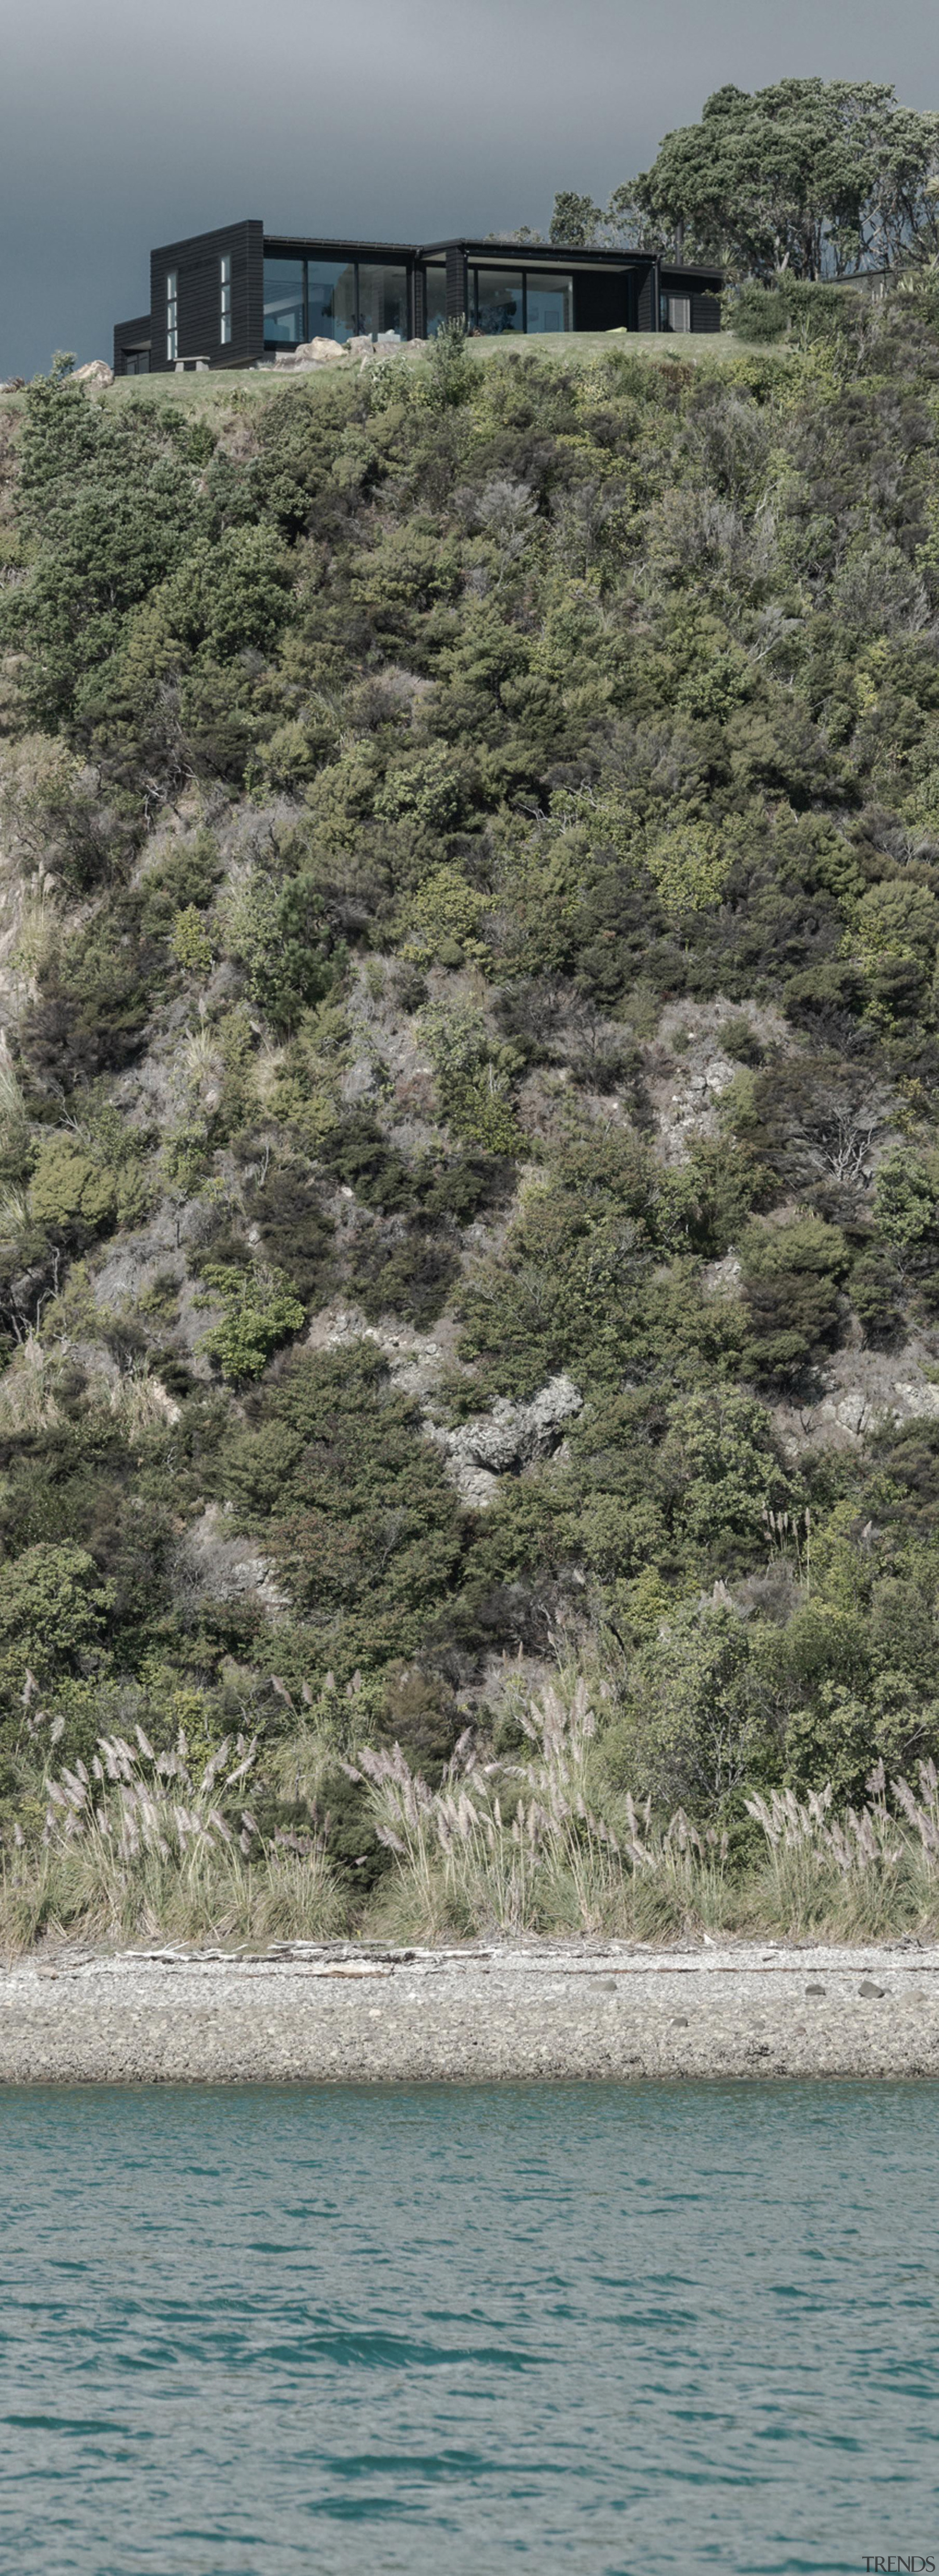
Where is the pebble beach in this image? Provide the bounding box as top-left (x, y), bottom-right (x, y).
top-left (2, 1939), bottom-right (939, 2082)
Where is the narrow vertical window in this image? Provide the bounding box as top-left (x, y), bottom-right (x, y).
top-left (220, 253), bottom-right (231, 346)
top-left (166, 269), bottom-right (178, 363)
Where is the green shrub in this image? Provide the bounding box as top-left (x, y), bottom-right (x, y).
top-left (741, 1214), bottom-right (851, 1384)
top-left (221, 1340), bottom-right (466, 1680)
top-left (29, 1137), bottom-right (117, 1239)
top-left (170, 906), bottom-right (214, 976)
top-left (730, 284), bottom-right (789, 343)
top-left (199, 1262), bottom-right (306, 1383)
top-left (850, 1248), bottom-right (903, 1342)
top-left (219, 867), bottom-right (338, 1033)
top-left (418, 1003), bottom-right (523, 1152)
top-left (0, 1541), bottom-right (112, 1706)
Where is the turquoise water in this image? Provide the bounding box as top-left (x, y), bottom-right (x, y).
top-left (0, 2083), bottom-right (936, 2575)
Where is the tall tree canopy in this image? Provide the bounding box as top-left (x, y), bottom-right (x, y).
top-left (604, 80), bottom-right (939, 279)
top-left (549, 191), bottom-right (603, 248)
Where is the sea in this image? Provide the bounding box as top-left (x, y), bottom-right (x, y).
top-left (0, 2079), bottom-right (935, 2574)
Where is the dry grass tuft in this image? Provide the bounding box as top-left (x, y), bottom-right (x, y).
top-left (0, 1725), bottom-right (343, 1952)
top-left (350, 1683), bottom-right (730, 1941)
top-left (4, 1688), bottom-right (939, 1954)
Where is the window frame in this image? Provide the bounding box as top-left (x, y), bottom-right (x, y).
top-left (468, 263), bottom-right (575, 337)
top-left (166, 268), bottom-right (178, 363)
top-left (262, 253), bottom-right (412, 349)
top-left (220, 252), bottom-right (232, 347)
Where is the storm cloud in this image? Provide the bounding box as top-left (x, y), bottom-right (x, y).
top-left (2, 0), bottom-right (939, 376)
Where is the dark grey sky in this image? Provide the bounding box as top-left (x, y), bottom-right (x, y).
top-left (3, 0), bottom-right (939, 377)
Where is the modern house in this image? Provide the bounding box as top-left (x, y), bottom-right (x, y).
top-left (113, 219), bottom-right (722, 374)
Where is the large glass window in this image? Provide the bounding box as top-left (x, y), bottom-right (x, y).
top-left (424, 265), bottom-right (447, 335)
top-left (525, 271), bottom-right (573, 333)
top-left (220, 253), bottom-right (232, 345)
top-left (263, 258), bottom-right (305, 344)
top-left (166, 270), bottom-right (178, 363)
top-left (357, 264), bottom-right (408, 338)
top-left (307, 261), bottom-right (356, 341)
top-left (264, 255), bottom-right (413, 347)
top-left (472, 267), bottom-right (523, 334)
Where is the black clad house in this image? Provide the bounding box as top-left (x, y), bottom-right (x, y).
top-left (113, 219), bottom-right (721, 373)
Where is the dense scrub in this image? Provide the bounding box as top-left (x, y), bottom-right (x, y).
top-left (4, 299), bottom-right (939, 1930)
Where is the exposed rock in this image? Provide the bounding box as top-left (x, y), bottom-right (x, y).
top-left (285, 337), bottom-right (350, 367)
top-left (701, 1252), bottom-right (742, 1296)
top-left (174, 1504), bottom-right (288, 1614)
top-left (73, 360), bottom-right (113, 386)
top-left (774, 1343), bottom-right (939, 1454)
top-left (431, 1373), bottom-right (583, 1507)
top-left (646, 998), bottom-right (789, 1168)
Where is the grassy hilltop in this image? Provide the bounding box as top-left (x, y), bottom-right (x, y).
top-left (3, 297), bottom-right (939, 1942)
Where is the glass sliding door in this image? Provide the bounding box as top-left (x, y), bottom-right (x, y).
top-left (472, 268), bottom-right (523, 333)
top-left (263, 252), bottom-right (414, 350)
top-left (468, 266), bottom-right (574, 337)
top-left (263, 259), bottom-right (305, 344)
top-left (424, 265), bottom-right (447, 334)
top-left (357, 264), bottom-right (408, 337)
top-left (525, 271), bottom-right (573, 333)
top-left (307, 261), bottom-right (357, 341)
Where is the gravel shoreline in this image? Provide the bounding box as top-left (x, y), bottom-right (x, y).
top-left (2, 1939), bottom-right (939, 2082)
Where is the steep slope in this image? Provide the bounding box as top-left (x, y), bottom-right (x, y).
top-left (2, 301), bottom-right (939, 1889)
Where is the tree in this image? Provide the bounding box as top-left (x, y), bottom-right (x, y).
top-left (0, 1542), bottom-right (111, 1697)
top-left (609, 81), bottom-right (939, 281)
top-left (549, 191), bottom-right (602, 248)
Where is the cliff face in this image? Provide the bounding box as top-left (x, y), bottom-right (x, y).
top-left (1, 306), bottom-right (939, 1837)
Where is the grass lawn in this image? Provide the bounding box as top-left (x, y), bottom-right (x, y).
top-left (0, 329), bottom-right (766, 417)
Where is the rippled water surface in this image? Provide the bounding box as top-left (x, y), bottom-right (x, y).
top-left (0, 2080), bottom-right (937, 2573)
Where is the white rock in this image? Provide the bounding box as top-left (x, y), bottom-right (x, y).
top-left (293, 337), bottom-right (350, 365)
top-left (432, 1373), bottom-right (583, 1505)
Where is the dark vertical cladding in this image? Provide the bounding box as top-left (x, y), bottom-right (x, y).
top-left (445, 244), bottom-right (468, 326)
top-left (113, 315), bottom-right (151, 376)
top-left (636, 261), bottom-right (658, 332)
top-left (572, 269), bottom-right (631, 332)
top-left (246, 224), bottom-right (264, 359)
top-left (690, 291), bottom-right (721, 332)
top-left (150, 220), bottom-right (264, 370)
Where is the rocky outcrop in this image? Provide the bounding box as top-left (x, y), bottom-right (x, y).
top-left (73, 361), bottom-right (113, 386)
top-left (430, 1374), bottom-right (583, 1507)
top-left (174, 1504), bottom-right (288, 1614)
top-left (772, 1341), bottom-right (939, 1455)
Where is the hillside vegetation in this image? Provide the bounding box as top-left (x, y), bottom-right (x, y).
top-left (3, 295), bottom-right (939, 1941)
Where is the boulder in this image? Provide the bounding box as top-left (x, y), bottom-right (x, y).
top-left (431, 1373), bottom-right (583, 1506)
top-left (293, 337), bottom-right (350, 365)
top-left (73, 360), bottom-right (113, 386)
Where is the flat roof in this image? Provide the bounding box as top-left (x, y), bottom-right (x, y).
top-left (261, 232), bottom-right (721, 280)
top-left (263, 235), bottom-right (419, 260)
